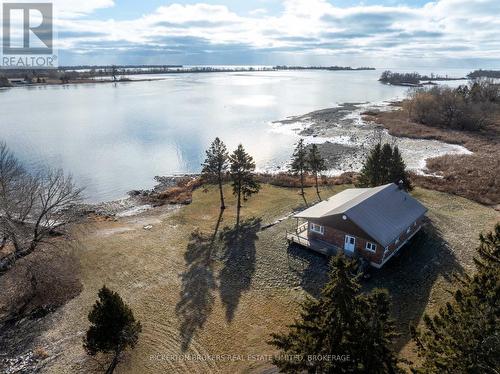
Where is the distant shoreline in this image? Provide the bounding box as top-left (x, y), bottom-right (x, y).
top-left (1, 65), bottom-right (376, 88)
top-left (1, 77), bottom-right (165, 88)
top-left (380, 78), bottom-right (467, 88)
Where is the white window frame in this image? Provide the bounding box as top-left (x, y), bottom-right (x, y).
top-left (395, 238), bottom-right (400, 245)
top-left (310, 223), bottom-right (324, 235)
top-left (365, 242), bottom-right (377, 253)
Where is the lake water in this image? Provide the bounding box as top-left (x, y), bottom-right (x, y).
top-left (0, 68), bottom-right (471, 202)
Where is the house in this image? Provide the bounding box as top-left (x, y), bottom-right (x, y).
top-left (286, 183), bottom-right (427, 268)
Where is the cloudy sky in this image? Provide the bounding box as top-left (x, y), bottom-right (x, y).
top-left (3, 0), bottom-right (500, 68)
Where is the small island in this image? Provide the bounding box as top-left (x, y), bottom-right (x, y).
top-left (467, 69), bottom-right (500, 79)
top-left (378, 70), bottom-right (466, 86)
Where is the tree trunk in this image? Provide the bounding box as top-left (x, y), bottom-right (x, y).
top-left (315, 172), bottom-right (321, 200)
top-left (300, 170), bottom-right (304, 196)
top-left (300, 170), bottom-right (307, 206)
top-left (218, 176), bottom-right (225, 210)
top-left (236, 184), bottom-right (241, 227)
top-left (105, 351), bottom-right (120, 374)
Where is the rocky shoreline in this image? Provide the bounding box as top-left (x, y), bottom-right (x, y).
top-left (273, 102), bottom-right (471, 175)
top-left (78, 174), bottom-right (199, 219)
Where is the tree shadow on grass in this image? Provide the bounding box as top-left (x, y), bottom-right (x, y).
top-left (176, 211), bottom-right (224, 351)
top-left (364, 218), bottom-right (464, 353)
top-left (218, 217), bottom-right (261, 322)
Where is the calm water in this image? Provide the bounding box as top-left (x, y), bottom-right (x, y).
top-left (0, 69), bottom-right (470, 202)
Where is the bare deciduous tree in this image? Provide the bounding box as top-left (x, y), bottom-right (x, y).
top-left (0, 142), bottom-right (84, 269)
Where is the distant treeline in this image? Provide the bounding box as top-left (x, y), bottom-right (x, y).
top-left (467, 69), bottom-right (500, 79)
top-left (59, 64), bottom-right (183, 70)
top-left (379, 70), bottom-right (464, 86)
top-left (1, 64), bottom-right (376, 81)
top-left (274, 65), bottom-right (375, 71)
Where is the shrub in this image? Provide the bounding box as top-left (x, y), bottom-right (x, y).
top-left (404, 82), bottom-right (499, 131)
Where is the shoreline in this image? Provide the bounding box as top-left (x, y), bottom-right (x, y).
top-left (81, 101), bottom-right (477, 216)
top-left (271, 101), bottom-right (471, 175)
top-left (1, 77), bottom-right (165, 89)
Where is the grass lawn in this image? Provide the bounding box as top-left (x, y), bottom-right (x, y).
top-left (39, 184), bottom-right (498, 373)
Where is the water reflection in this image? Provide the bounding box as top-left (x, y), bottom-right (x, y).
top-left (0, 69), bottom-right (470, 202)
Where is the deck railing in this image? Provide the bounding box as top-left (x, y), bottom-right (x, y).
top-left (296, 222), bottom-right (308, 234)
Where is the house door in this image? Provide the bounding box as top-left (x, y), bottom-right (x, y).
top-left (344, 235), bottom-right (356, 253)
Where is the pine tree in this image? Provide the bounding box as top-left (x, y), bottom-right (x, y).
top-left (201, 137), bottom-right (229, 209)
top-left (290, 139), bottom-right (309, 198)
top-left (474, 223), bottom-right (500, 273)
top-left (83, 286), bottom-right (142, 374)
top-left (389, 146), bottom-right (411, 190)
top-left (229, 145), bottom-right (260, 226)
top-left (269, 256), bottom-right (401, 373)
top-left (357, 143), bottom-right (411, 190)
top-left (357, 143), bottom-right (382, 187)
top-left (380, 143), bottom-right (394, 183)
top-left (411, 224), bottom-right (500, 373)
top-left (308, 144), bottom-right (327, 200)
top-left (359, 289), bottom-right (401, 373)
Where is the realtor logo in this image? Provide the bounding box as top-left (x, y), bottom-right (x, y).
top-left (1, 2), bottom-right (57, 68)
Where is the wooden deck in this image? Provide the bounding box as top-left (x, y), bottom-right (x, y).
top-left (286, 223), bottom-right (341, 256)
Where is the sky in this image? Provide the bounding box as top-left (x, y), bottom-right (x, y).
top-left (2, 0), bottom-right (500, 68)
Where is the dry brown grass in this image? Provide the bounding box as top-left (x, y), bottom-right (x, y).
top-left (19, 184), bottom-right (493, 374)
top-left (146, 172), bottom-right (358, 206)
top-left (256, 172), bottom-right (357, 188)
top-left (364, 108), bottom-right (500, 206)
top-left (34, 184), bottom-right (342, 374)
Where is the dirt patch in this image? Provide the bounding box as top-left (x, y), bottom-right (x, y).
top-left (364, 108), bottom-right (500, 205)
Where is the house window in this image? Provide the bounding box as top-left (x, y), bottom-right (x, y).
top-left (310, 223), bottom-right (324, 235)
top-left (365, 242), bottom-right (377, 252)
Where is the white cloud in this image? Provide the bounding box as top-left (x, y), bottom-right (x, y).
top-left (44, 0), bottom-right (500, 65)
top-left (249, 8), bottom-right (268, 16)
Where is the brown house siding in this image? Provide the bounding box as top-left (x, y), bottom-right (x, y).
top-left (307, 215), bottom-right (426, 266)
top-left (308, 224), bottom-right (383, 263)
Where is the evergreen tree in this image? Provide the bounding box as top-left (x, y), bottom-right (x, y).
top-left (474, 223), bottom-right (500, 273)
top-left (290, 139), bottom-right (309, 198)
top-left (412, 224), bottom-right (500, 373)
top-left (357, 143), bottom-right (411, 190)
top-left (389, 146), bottom-right (411, 190)
top-left (83, 286), bottom-right (142, 374)
top-left (229, 144), bottom-right (260, 226)
top-left (380, 143), bottom-right (394, 183)
top-left (308, 144), bottom-right (327, 200)
top-left (357, 143), bottom-right (382, 187)
top-left (359, 289), bottom-right (401, 373)
top-left (270, 256), bottom-right (401, 373)
top-left (201, 137), bottom-right (229, 209)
